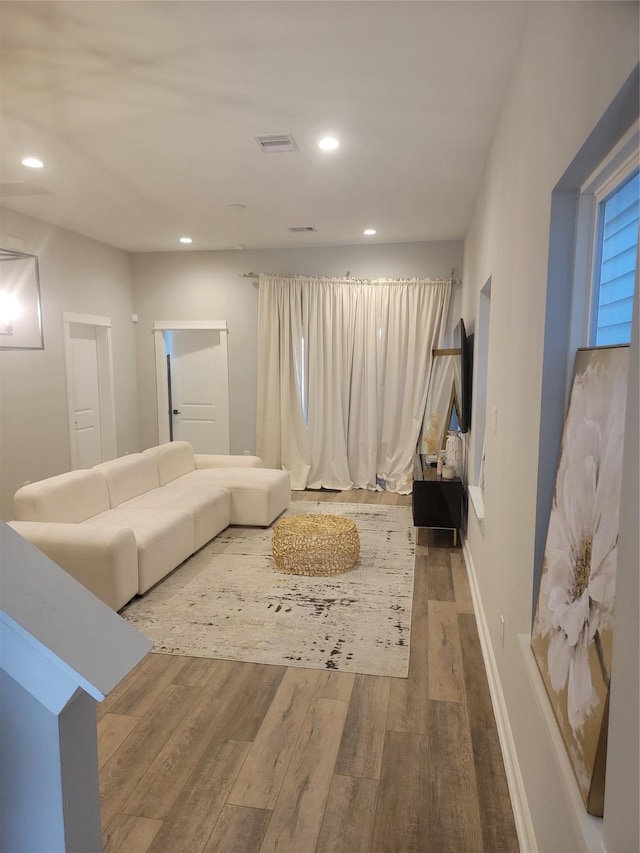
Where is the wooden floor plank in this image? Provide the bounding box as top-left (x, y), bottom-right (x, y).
top-left (170, 655), bottom-right (221, 687)
top-left (387, 661), bottom-right (429, 734)
top-left (315, 670), bottom-right (356, 702)
top-left (202, 804), bottom-right (271, 853)
top-left (451, 551), bottom-right (475, 614)
top-left (387, 585), bottom-right (429, 734)
top-left (381, 551), bottom-right (429, 733)
top-left (371, 730), bottom-right (429, 852)
top-left (102, 813), bottom-right (163, 853)
top-left (295, 489), bottom-right (342, 503)
top-left (426, 700), bottom-right (484, 853)
top-left (418, 527), bottom-right (458, 549)
top-left (411, 552), bottom-right (430, 606)
top-left (458, 613), bottom-right (519, 851)
top-left (334, 674), bottom-right (390, 780)
top-left (331, 489), bottom-right (361, 503)
top-left (121, 660), bottom-right (283, 821)
top-left (469, 725), bottom-right (520, 852)
top-left (414, 525), bottom-right (429, 556)
top-left (458, 612), bottom-right (496, 729)
top-left (97, 713), bottom-right (140, 770)
top-left (121, 672), bottom-right (247, 820)
top-left (425, 553), bottom-right (455, 601)
top-left (427, 599), bottom-right (466, 704)
top-left (100, 683), bottom-right (201, 830)
top-left (291, 491), bottom-right (317, 502)
top-left (97, 652), bottom-right (154, 721)
top-left (315, 774), bottom-right (379, 853)
top-left (147, 738), bottom-right (251, 853)
top-left (206, 660), bottom-right (286, 741)
top-left (228, 667), bottom-right (322, 810)
top-left (259, 697), bottom-right (349, 853)
top-left (416, 527), bottom-right (429, 548)
top-left (107, 653), bottom-right (188, 718)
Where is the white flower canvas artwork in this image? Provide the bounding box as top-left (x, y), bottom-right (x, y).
top-left (532, 344), bottom-right (629, 816)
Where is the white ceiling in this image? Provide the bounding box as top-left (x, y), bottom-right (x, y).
top-left (0, 1), bottom-right (529, 253)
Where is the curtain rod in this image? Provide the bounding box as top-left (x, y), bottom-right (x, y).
top-left (239, 269), bottom-right (459, 284)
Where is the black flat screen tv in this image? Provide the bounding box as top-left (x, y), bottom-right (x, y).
top-left (457, 318), bottom-right (473, 433)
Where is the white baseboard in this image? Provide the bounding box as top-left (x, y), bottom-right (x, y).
top-left (462, 540), bottom-right (538, 853)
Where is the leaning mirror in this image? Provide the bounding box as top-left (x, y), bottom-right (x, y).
top-left (419, 348), bottom-right (462, 459)
top-left (0, 249), bottom-right (44, 350)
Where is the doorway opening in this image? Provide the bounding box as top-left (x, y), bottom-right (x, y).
top-left (153, 320), bottom-right (230, 454)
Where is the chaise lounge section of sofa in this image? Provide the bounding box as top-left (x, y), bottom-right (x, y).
top-left (9, 442), bottom-right (290, 611)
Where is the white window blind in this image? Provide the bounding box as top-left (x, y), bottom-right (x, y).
top-left (593, 170), bottom-right (639, 346)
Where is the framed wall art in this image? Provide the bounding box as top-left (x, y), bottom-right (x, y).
top-left (531, 343), bottom-right (630, 816)
top-left (0, 248), bottom-right (44, 350)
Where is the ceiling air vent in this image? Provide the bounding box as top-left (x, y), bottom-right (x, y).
top-left (288, 226), bottom-right (316, 233)
top-left (255, 134), bottom-right (298, 153)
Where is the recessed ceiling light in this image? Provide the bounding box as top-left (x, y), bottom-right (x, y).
top-left (318, 136), bottom-right (340, 151)
top-left (22, 157), bottom-right (43, 168)
top-left (179, 237), bottom-right (193, 244)
top-left (363, 228), bottom-right (376, 236)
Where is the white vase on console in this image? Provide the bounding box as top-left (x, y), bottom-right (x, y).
top-left (445, 431), bottom-right (463, 478)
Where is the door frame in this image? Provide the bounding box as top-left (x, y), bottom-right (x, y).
top-left (152, 320), bottom-right (229, 449)
top-left (63, 312), bottom-right (117, 469)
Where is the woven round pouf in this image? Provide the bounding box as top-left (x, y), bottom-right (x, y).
top-left (272, 513), bottom-right (360, 576)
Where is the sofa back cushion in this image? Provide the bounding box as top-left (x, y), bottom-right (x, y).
top-left (143, 441), bottom-right (195, 486)
top-left (14, 470), bottom-right (110, 523)
top-left (94, 454), bottom-right (160, 508)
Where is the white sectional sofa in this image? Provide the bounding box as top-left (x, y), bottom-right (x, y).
top-left (9, 441), bottom-right (290, 611)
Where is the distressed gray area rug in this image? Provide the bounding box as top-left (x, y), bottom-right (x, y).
top-left (121, 502), bottom-right (415, 677)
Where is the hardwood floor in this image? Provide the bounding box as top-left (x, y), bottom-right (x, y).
top-left (99, 489), bottom-right (519, 853)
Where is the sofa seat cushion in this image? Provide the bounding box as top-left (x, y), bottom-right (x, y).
top-left (175, 467), bottom-right (291, 526)
top-left (8, 521), bottom-right (138, 612)
top-left (123, 484), bottom-right (231, 551)
top-left (143, 441), bottom-right (195, 486)
top-left (84, 507), bottom-right (194, 594)
top-left (13, 470), bottom-right (110, 523)
top-left (93, 454), bottom-right (160, 508)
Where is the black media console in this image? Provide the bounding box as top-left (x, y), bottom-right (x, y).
top-left (412, 456), bottom-right (464, 546)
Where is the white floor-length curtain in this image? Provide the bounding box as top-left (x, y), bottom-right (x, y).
top-left (257, 275), bottom-right (451, 493)
top-left (256, 276), bottom-right (310, 487)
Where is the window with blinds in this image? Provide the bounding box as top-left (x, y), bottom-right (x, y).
top-left (592, 170), bottom-right (639, 346)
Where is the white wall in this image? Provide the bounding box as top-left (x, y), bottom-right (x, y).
top-left (0, 672), bottom-right (102, 853)
top-left (0, 670), bottom-right (66, 853)
top-left (0, 209), bottom-right (140, 520)
top-left (132, 240), bottom-right (463, 453)
top-left (461, 3), bottom-right (638, 851)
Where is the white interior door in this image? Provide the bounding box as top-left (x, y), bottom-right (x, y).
top-left (69, 324), bottom-right (103, 468)
top-left (64, 313), bottom-right (117, 470)
top-left (165, 328), bottom-right (230, 454)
